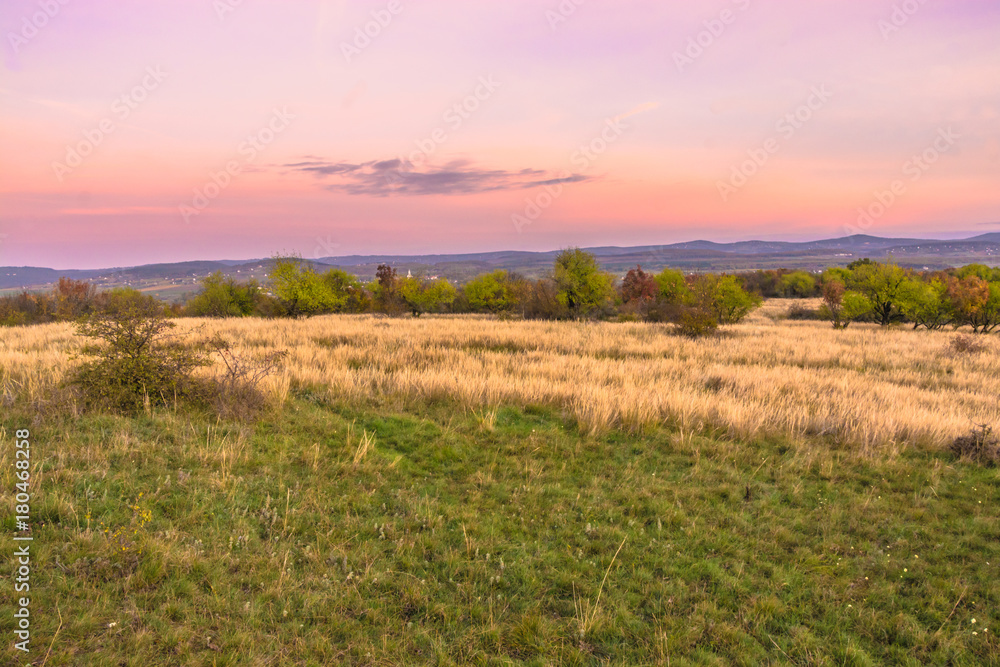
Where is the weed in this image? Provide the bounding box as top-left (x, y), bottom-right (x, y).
top-left (950, 423), bottom-right (999, 465)
top-left (950, 333), bottom-right (987, 356)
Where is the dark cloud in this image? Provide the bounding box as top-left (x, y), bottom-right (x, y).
top-left (281, 157), bottom-right (591, 196)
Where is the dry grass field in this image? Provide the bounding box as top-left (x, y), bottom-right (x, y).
top-left (3, 300), bottom-right (999, 665)
top-left (3, 299), bottom-right (998, 454)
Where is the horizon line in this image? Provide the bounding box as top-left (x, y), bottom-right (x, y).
top-left (3, 228), bottom-right (999, 273)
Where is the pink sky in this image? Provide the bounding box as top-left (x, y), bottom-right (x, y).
top-left (1, 0), bottom-right (998, 268)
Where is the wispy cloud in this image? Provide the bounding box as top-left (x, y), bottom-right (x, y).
top-left (284, 158), bottom-right (590, 196)
top-left (613, 101), bottom-right (660, 123)
top-left (58, 206), bottom-right (176, 216)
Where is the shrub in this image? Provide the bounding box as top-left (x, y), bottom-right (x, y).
top-left (693, 275), bottom-right (762, 324)
top-left (821, 279), bottom-right (871, 329)
top-left (950, 424), bottom-right (999, 465)
top-left (0, 291), bottom-right (55, 326)
top-left (785, 304), bottom-right (821, 320)
top-left (949, 334), bottom-right (986, 356)
top-left (673, 307), bottom-right (718, 338)
top-left (69, 289), bottom-right (208, 413)
top-left (523, 278), bottom-right (570, 320)
top-left (205, 337), bottom-right (287, 421)
top-left (621, 265), bottom-right (658, 305)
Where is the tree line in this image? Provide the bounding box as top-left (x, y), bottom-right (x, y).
top-left (2, 251), bottom-right (999, 335)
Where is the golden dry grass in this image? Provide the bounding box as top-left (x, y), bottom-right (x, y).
top-left (3, 299), bottom-right (998, 453)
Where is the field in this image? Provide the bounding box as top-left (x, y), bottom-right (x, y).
top-left (2, 301), bottom-right (999, 665)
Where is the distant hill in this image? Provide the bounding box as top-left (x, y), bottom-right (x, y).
top-left (3, 232), bottom-right (999, 295)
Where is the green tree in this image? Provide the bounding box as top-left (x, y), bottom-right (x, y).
top-left (897, 278), bottom-right (950, 330)
top-left (955, 264), bottom-right (1000, 282)
top-left (948, 275), bottom-right (1000, 333)
top-left (848, 260), bottom-right (908, 326)
top-left (398, 277), bottom-right (457, 316)
top-left (371, 264), bottom-right (405, 315)
top-left (780, 271), bottom-right (817, 298)
top-left (269, 256), bottom-right (335, 317)
top-left (822, 267), bottom-right (852, 285)
top-left (654, 268), bottom-right (692, 304)
top-left (320, 269), bottom-right (369, 313)
top-left (553, 248), bottom-right (614, 318)
top-left (186, 272), bottom-right (260, 317)
top-left (464, 270), bottom-right (513, 314)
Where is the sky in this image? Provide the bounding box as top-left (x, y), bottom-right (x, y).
top-left (1, 0), bottom-right (999, 269)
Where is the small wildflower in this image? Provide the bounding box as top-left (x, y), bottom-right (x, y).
top-left (108, 622), bottom-right (117, 628)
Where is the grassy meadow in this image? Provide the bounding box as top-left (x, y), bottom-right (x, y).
top-left (2, 301), bottom-right (999, 665)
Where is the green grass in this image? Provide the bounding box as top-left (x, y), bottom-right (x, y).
top-left (2, 394), bottom-right (998, 665)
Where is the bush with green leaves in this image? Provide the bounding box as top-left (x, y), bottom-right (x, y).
top-left (819, 279), bottom-right (871, 329)
top-left (69, 289), bottom-right (208, 413)
top-left (673, 307), bottom-right (718, 337)
top-left (693, 274), bottom-right (763, 325)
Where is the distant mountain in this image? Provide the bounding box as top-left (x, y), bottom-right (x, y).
top-left (3, 232), bottom-right (999, 293)
top-left (967, 232), bottom-right (1000, 243)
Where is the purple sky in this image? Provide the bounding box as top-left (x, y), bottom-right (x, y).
top-left (1, 0), bottom-right (998, 268)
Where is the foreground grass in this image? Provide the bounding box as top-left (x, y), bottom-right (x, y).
top-left (2, 395), bottom-right (999, 665)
